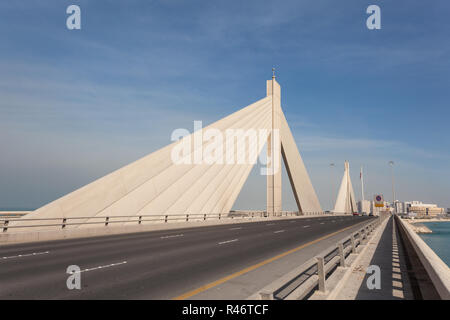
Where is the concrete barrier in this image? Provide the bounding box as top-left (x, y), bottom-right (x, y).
top-left (0, 214), bottom-right (337, 246)
top-left (396, 215), bottom-right (450, 300)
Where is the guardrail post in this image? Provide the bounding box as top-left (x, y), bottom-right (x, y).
top-left (165, 215), bottom-right (168, 223)
top-left (338, 243), bottom-right (346, 267)
top-left (62, 218), bottom-right (67, 229)
top-left (186, 214), bottom-right (189, 222)
top-left (204, 214), bottom-right (206, 221)
top-left (3, 220), bottom-right (9, 232)
top-left (139, 216), bottom-right (142, 225)
top-left (105, 217), bottom-right (109, 226)
top-left (219, 213), bottom-right (221, 220)
top-left (361, 229), bottom-right (366, 241)
top-left (316, 256), bottom-right (326, 293)
top-left (350, 234), bottom-right (356, 253)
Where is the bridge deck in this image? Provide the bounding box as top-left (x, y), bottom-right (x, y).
top-left (0, 216), bottom-right (371, 299)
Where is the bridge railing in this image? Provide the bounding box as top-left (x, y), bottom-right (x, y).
top-left (253, 217), bottom-right (381, 300)
top-left (0, 211), bottom-right (29, 218)
top-left (395, 215), bottom-right (450, 299)
top-left (0, 211), bottom-right (328, 233)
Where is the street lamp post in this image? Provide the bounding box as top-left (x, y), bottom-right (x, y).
top-left (330, 163), bottom-right (335, 211)
top-left (389, 161), bottom-right (395, 213)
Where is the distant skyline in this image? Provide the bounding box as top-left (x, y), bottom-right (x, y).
top-left (1, 1), bottom-right (449, 211)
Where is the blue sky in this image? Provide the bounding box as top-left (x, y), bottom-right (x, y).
top-left (0, 1), bottom-right (449, 211)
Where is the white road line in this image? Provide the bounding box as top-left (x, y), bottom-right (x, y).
top-left (71, 261), bottom-right (128, 274)
top-left (266, 223), bottom-right (275, 226)
top-left (274, 230), bottom-right (285, 233)
top-left (303, 225), bottom-right (310, 228)
top-left (2, 251), bottom-right (49, 260)
top-left (218, 239), bottom-right (238, 245)
top-left (332, 220), bottom-right (336, 222)
top-left (320, 222), bottom-right (325, 225)
top-left (229, 227), bottom-right (242, 230)
top-left (160, 234), bottom-right (184, 239)
top-left (290, 221), bottom-right (296, 223)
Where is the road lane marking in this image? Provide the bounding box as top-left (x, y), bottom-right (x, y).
top-left (290, 221), bottom-right (296, 223)
top-left (70, 261), bottom-right (127, 274)
top-left (2, 251), bottom-right (49, 260)
top-left (303, 225), bottom-right (310, 228)
top-left (274, 230), bottom-right (285, 233)
top-left (160, 234), bottom-right (184, 239)
top-left (218, 239), bottom-right (238, 245)
top-left (320, 222), bottom-right (325, 225)
top-left (173, 223), bottom-right (362, 300)
top-left (229, 227), bottom-right (242, 230)
top-left (266, 223), bottom-right (275, 226)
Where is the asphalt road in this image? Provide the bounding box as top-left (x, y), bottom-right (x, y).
top-left (0, 215), bottom-right (373, 299)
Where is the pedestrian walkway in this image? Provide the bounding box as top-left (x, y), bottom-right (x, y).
top-left (355, 216), bottom-right (414, 299)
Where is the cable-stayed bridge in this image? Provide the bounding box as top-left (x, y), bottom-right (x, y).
top-left (0, 77), bottom-right (448, 300)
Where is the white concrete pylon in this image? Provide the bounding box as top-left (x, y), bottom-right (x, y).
top-left (280, 110), bottom-right (322, 213)
top-left (333, 161), bottom-right (357, 214)
top-left (266, 77), bottom-right (282, 216)
top-left (14, 78), bottom-right (322, 231)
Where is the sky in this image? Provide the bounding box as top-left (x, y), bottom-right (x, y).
top-left (0, 1), bottom-right (449, 211)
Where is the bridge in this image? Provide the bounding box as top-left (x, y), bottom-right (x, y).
top-left (0, 77), bottom-right (448, 300)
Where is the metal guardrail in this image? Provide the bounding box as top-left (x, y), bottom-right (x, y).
top-left (255, 217), bottom-right (381, 300)
top-left (0, 211), bottom-right (328, 233)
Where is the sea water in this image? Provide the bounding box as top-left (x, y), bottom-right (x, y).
top-left (419, 221), bottom-right (450, 267)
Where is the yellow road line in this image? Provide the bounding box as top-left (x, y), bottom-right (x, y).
top-left (173, 223), bottom-right (360, 300)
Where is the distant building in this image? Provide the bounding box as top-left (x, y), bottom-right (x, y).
top-left (405, 201), bottom-right (444, 217)
top-left (394, 201), bottom-right (405, 214)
